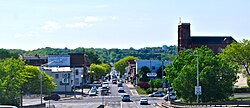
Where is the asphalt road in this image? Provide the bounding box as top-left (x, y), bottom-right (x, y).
top-left (22, 81), bottom-right (164, 108)
top-left (46, 81), bottom-right (164, 108)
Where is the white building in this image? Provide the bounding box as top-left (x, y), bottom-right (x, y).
top-left (42, 67), bottom-right (72, 92)
top-left (135, 60), bottom-right (171, 74)
top-left (135, 60), bottom-right (171, 85)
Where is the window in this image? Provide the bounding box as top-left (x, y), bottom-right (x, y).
top-left (55, 74), bottom-right (59, 79)
top-left (76, 69), bottom-right (79, 75)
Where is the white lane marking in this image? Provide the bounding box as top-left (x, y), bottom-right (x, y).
top-left (120, 101), bottom-right (123, 108)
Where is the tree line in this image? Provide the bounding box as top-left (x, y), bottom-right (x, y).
top-left (0, 49), bottom-right (56, 106)
top-left (7, 45), bottom-right (177, 63)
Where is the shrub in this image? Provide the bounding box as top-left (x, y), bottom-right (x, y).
top-left (248, 76), bottom-right (250, 87)
top-left (135, 86), bottom-right (147, 95)
top-left (137, 82), bottom-right (150, 89)
top-left (145, 88), bottom-right (153, 94)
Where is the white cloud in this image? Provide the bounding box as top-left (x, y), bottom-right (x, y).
top-left (42, 21), bottom-right (61, 32)
top-left (14, 31), bottom-right (36, 38)
top-left (84, 16), bottom-right (101, 23)
top-left (66, 16), bottom-right (118, 29)
top-left (66, 22), bottom-right (94, 28)
top-left (66, 16), bottom-right (100, 29)
top-left (110, 16), bottom-right (118, 20)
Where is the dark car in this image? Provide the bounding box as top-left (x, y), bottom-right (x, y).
top-left (118, 82), bottom-right (123, 87)
top-left (121, 94), bottom-right (130, 102)
top-left (43, 94), bottom-right (60, 101)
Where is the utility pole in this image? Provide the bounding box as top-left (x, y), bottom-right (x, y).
top-left (82, 53), bottom-right (87, 96)
top-left (161, 60), bottom-right (164, 91)
top-left (197, 54), bottom-right (199, 103)
top-left (40, 68), bottom-right (43, 105)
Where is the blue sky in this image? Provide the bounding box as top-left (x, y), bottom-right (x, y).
top-left (0, 0), bottom-right (249, 50)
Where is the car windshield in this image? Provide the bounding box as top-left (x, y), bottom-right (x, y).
top-left (124, 95), bottom-right (130, 97)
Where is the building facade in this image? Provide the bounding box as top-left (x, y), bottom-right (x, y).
top-left (127, 60), bottom-right (171, 85)
top-left (177, 23), bottom-right (236, 53)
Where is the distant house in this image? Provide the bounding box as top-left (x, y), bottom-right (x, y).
top-left (177, 23), bottom-right (236, 53)
top-left (20, 55), bottom-right (47, 66)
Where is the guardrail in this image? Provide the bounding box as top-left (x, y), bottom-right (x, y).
top-left (162, 100), bottom-right (250, 107)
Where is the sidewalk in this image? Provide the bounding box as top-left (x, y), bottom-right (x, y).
top-left (125, 83), bottom-right (139, 96)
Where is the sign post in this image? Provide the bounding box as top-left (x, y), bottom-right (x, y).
top-left (195, 86), bottom-right (202, 95)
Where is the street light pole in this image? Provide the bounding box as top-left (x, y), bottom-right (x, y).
top-left (196, 53), bottom-right (199, 103)
top-left (161, 60), bottom-right (164, 91)
top-left (40, 67), bottom-right (43, 105)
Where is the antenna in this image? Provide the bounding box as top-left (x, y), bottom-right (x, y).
top-left (179, 17), bottom-right (182, 24)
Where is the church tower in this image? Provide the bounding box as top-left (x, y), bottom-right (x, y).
top-left (178, 23), bottom-right (191, 52)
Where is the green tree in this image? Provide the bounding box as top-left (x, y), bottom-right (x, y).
top-left (114, 56), bottom-right (138, 77)
top-left (0, 58), bottom-right (27, 106)
top-left (138, 66), bottom-right (150, 82)
top-left (100, 63), bottom-right (111, 73)
top-left (149, 79), bottom-right (155, 92)
top-left (156, 65), bottom-right (165, 79)
top-left (23, 66), bottom-right (56, 94)
top-left (154, 78), bottom-right (162, 89)
top-left (90, 64), bottom-right (107, 80)
top-left (247, 76), bottom-right (250, 87)
top-left (219, 39), bottom-right (250, 75)
top-left (169, 47), bottom-right (237, 103)
top-left (0, 49), bottom-right (19, 60)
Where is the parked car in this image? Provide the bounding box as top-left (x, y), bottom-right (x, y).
top-left (118, 82), bottom-right (123, 87)
top-left (93, 81), bottom-right (100, 84)
top-left (118, 87), bottom-right (125, 93)
top-left (148, 91), bottom-right (165, 97)
top-left (89, 90), bottom-right (97, 96)
top-left (43, 94), bottom-right (60, 101)
top-left (121, 94), bottom-right (130, 102)
top-left (91, 86), bottom-right (97, 92)
top-left (140, 98), bottom-right (148, 105)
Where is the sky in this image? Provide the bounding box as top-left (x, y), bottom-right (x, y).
top-left (0, 0), bottom-right (250, 51)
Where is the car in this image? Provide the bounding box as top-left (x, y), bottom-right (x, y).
top-left (118, 87), bottom-right (125, 92)
top-left (89, 90), bottom-right (97, 96)
top-left (93, 81), bottom-right (100, 84)
top-left (112, 79), bottom-right (117, 84)
top-left (140, 98), bottom-right (148, 105)
top-left (121, 94), bottom-right (130, 102)
top-left (102, 82), bottom-right (109, 86)
top-left (148, 91), bottom-right (165, 97)
top-left (43, 94), bottom-right (60, 101)
top-left (117, 82), bottom-right (123, 87)
top-left (91, 86), bottom-right (98, 92)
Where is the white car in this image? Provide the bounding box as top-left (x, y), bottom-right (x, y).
top-left (140, 98), bottom-right (148, 105)
top-left (118, 87), bottom-right (125, 92)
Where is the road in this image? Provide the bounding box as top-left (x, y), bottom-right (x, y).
top-left (45, 81), bottom-right (164, 108)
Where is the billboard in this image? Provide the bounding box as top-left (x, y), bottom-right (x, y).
top-left (48, 55), bottom-right (70, 67)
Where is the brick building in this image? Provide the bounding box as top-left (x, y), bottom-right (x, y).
top-left (177, 23), bottom-right (236, 53)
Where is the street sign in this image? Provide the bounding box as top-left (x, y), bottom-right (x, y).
top-left (195, 86), bottom-right (202, 95)
top-left (147, 73), bottom-right (157, 77)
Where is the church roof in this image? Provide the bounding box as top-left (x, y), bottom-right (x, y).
top-left (190, 36), bottom-right (236, 44)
